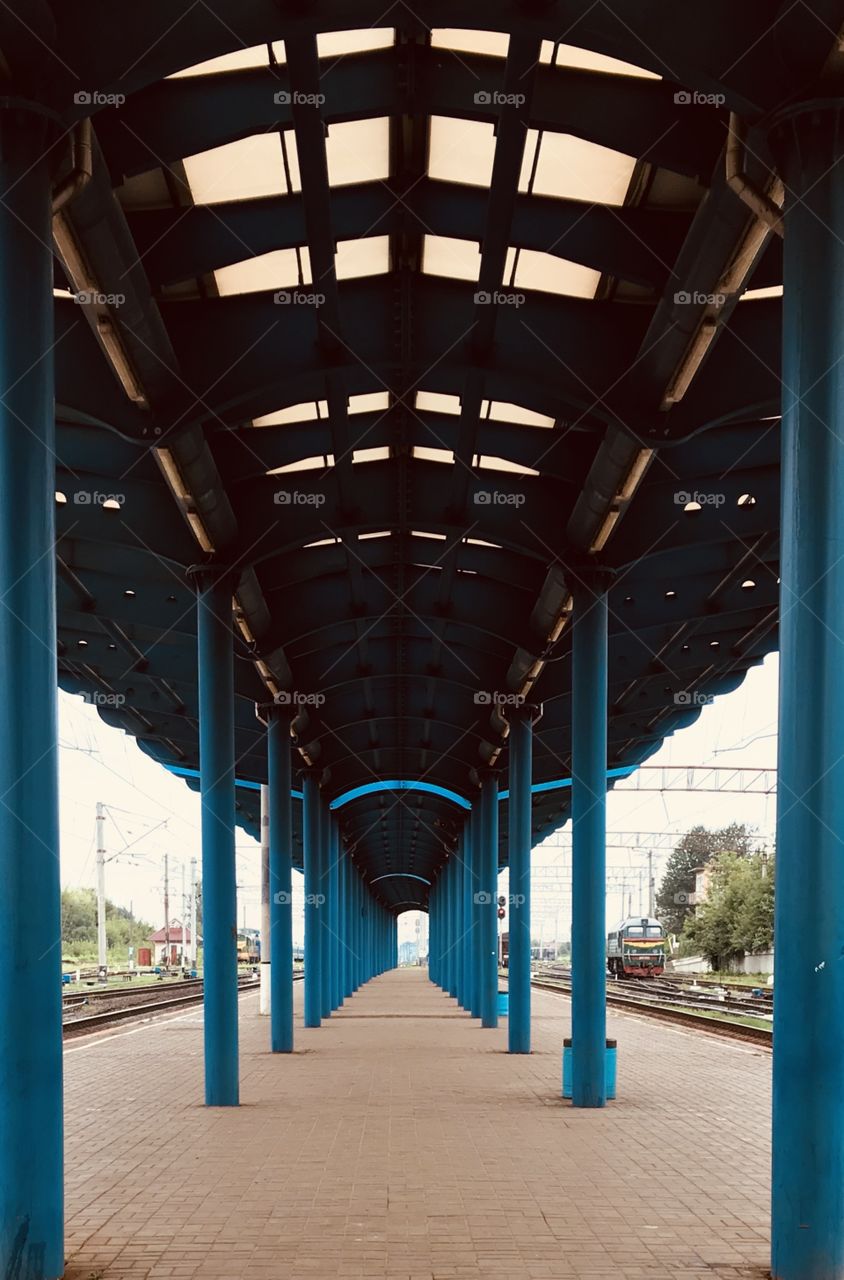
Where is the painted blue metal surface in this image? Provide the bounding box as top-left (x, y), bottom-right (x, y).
top-left (302, 771), bottom-right (322, 1027)
top-left (332, 779), bottom-right (471, 809)
top-left (0, 115), bottom-right (64, 1280)
top-left (480, 775), bottom-right (499, 1029)
top-left (197, 571), bottom-right (239, 1106)
top-left (571, 578), bottom-right (609, 1107)
top-left (319, 798), bottom-right (332, 1018)
top-left (453, 848), bottom-right (463, 1006)
top-left (470, 809), bottom-right (481, 1018)
top-left (267, 709), bottom-right (293, 1052)
top-left (329, 816), bottom-right (342, 1009)
top-left (771, 103), bottom-right (844, 1280)
top-left (462, 829), bottom-right (472, 1011)
top-left (508, 710), bottom-right (532, 1054)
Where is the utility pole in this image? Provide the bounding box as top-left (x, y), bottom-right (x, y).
top-left (648, 851), bottom-right (655, 915)
top-left (181, 862), bottom-right (187, 968)
top-left (190, 856), bottom-right (197, 970)
top-left (163, 853), bottom-right (170, 969)
top-left (259, 784), bottom-right (270, 1015)
top-left (96, 802), bottom-right (107, 980)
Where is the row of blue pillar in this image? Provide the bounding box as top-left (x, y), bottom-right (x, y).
top-left (1, 98), bottom-right (841, 1280)
top-left (301, 770), bottom-right (396, 1027)
top-left (428, 712), bottom-right (534, 1055)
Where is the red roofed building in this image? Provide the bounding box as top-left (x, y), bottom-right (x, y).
top-left (148, 921), bottom-right (200, 966)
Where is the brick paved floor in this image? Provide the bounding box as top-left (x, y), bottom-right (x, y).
top-left (63, 968), bottom-right (770, 1280)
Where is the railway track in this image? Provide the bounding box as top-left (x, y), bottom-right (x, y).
top-left (530, 971), bottom-right (772, 1048)
top-left (63, 973), bottom-right (304, 1039)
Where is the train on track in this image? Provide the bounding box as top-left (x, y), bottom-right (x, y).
top-left (606, 916), bottom-right (666, 978)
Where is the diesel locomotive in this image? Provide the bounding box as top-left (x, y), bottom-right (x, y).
top-left (606, 916), bottom-right (666, 977)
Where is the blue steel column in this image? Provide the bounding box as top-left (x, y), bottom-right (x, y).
top-left (0, 103), bottom-right (64, 1280)
top-left (442, 863), bottom-right (452, 995)
top-left (197, 570), bottom-right (239, 1105)
top-left (336, 828), bottom-right (346, 1007)
top-left (329, 815), bottom-right (342, 1009)
top-left (451, 860), bottom-right (459, 995)
top-left (508, 708), bottom-right (534, 1053)
top-left (462, 826), bottom-right (472, 1010)
top-left (302, 771), bottom-right (322, 1027)
top-left (319, 799), bottom-right (332, 1017)
top-left (429, 878), bottom-right (438, 984)
top-left (470, 809), bottom-right (482, 1017)
top-left (479, 773), bottom-right (499, 1029)
top-left (571, 573), bottom-right (609, 1107)
top-left (770, 103), bottom-right (844, 1280)
top-left (454, 845), bottom-right (464, 1005)
top-left (267, 706), bottom-right (294, 1051)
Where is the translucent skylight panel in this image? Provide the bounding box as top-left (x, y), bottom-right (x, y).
top-left (482, 400), bottom-right (555, 428)
top-left (519, 130), bottom-right (635, 205)
top-left (413, 446), bottom-right (454, 463)
top-left (335, 235), bottom-right (390, 279)
top-left (317, 28), bottom-right (394, 58)
top-left (422, 235), bottom-right (481, 281)
top-left (412, 530), bottom-right (447, 540)
top-left (741, 285), bottom-right (783, 300)
top-left (416, 391), bottom-right (461, 415)
top-left (349, 392), bottom-right (390, 414)
top-left (304, 536), bottom-right (340, 547)
top-left (428, 117), bottom-right (495, 188)
top-left (540, 41), bottom-right (660, 78)
top-left (169, 42), bottom-right (286, 78)
top-left (269, 454), bottom-right (334, 474)
top-left (431, 29), bottom-right (509, 57)
top-left (359, 530), bottom-right (392, 540)
top-left (215, 247), bottom-right (311, 295)
top-left (474, 455), bottom-right (539, 474)
top-left (507, 245), bottom-right (600, 298)
top-left (254, 400), bottom-right (327, 426)
top-left (183, 132), bottom-right (299, 204)
top-left (352, 447), bottom-right (390, 463)
top-left (326, 118), bottom-right (390, 186)
top-left (465, 536), bottom-right (501, 547)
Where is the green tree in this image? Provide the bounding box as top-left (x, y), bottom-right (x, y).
top-left (61, 887), bottom-right (153, 963)
top-left (683, 850), bottom-right (774, 969)
top-left (656, 823), bottom-right (755, 935)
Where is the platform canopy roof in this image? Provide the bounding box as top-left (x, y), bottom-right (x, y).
top-left (20, 0), bottom-right (835, 910)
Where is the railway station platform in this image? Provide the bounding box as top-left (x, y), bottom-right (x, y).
top-left (62, 969), bottom-right (769, 1280)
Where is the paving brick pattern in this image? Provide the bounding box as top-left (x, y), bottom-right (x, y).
top-left (63, 968), bottom-right (771, 1280)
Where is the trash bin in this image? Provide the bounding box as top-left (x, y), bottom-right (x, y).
top-left (562, 1038), bottom-right (617, 1100)
top-left (497, 992), bottom-right (509, 1017)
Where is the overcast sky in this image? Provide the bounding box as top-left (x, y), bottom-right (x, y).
top-left (58, 652), bottom-right (778, 952)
